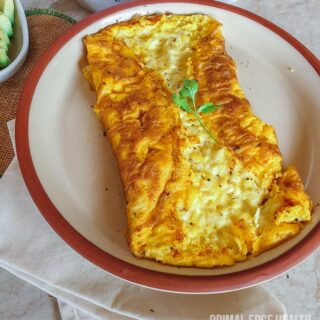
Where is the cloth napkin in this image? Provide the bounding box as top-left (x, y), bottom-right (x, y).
top-left (0, 120), bottom-right (286, 320)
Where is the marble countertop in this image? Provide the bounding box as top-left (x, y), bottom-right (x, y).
top-left (1, 0), bottom-right (319, 319)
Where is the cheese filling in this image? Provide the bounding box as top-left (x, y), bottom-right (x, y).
top-left (112, 15), bottom-right (266, 253)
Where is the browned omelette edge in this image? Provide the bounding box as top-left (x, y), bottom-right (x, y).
top-left (83, 14), bottom-right (313, 267)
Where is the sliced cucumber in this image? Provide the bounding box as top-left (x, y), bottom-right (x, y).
top-left (0, 26), bottom-right (9, 52)
top-left (0, 39), bottom-right (8, 52)
top-left (0, 47), bottom-right (10, 69)
top-left (0, 0), bottom-right (14, 25)
top-left (0, 26), bottom-right (9, 46)
top-left (0, 13), bottom-right (13, 38)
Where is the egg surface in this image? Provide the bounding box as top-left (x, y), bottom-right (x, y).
top-left (83, 14), bottom-right (312, 267)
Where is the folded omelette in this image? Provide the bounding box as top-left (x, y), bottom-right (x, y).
top-left (83, 14), bottom-right (312, 267)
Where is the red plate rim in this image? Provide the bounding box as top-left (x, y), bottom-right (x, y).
top-left (15, 0), bottom-right (320, 293)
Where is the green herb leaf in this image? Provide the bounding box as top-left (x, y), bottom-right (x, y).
top-left (172, 79), bottom-right (221, 144)
top-left (179, 86), bottom-right (190, 98)
top-left (182, 79), bottom-right (199, 104)
top-left (172, 93), bottom-right (192, 113)
top-left (198, 102), bottom-right (220, 114)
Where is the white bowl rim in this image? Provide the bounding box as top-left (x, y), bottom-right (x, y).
top-left (0, 0), bottom-right (29, 82)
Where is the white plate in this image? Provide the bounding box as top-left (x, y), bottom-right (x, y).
top-left (16, 1), bottom-right (320, 292)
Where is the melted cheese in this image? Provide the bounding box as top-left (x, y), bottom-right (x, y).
top-left (111, 14), bottom-right (214, 91)
top-left (179, 113), bottom-right (264, 245)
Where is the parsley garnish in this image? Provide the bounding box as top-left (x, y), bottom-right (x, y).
top-left (172, 80), bottom-right (220, 143)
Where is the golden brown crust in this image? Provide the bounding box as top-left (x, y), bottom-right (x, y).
top-left (83, 14), bottom-right (312, 267)
top-left (191, 22), bottom-right (282, 185)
